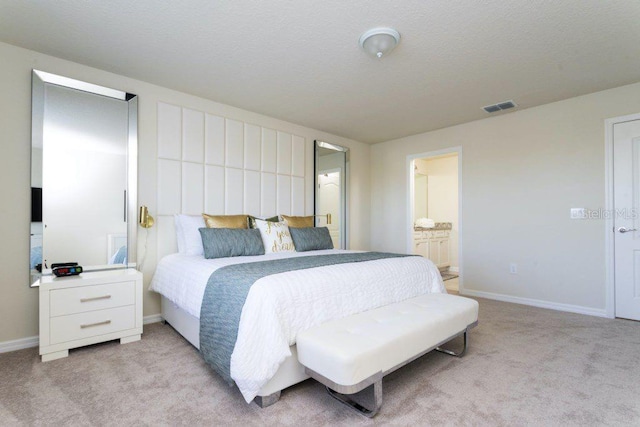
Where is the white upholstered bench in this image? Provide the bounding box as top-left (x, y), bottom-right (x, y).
top-left (297, 293), bottom-right (479, 417)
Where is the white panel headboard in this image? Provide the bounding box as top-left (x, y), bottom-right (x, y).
top-left (156, 102), bottom-right (308, 260)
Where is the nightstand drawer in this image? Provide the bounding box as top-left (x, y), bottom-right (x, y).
top-left (50, 281), bottom-right (135, 317)
top-left (49, 305), bottom-right (135, 345)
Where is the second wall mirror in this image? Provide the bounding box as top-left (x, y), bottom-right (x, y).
top-left (314, 140), bottom-right (348, 249)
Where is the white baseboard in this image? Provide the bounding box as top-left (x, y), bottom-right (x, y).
top-left (0, 335), bottom-right (39, 354)
top-left (0, 291), bottom-right (608, 354)
top-left (0, 313), bottom-right (164, 354)
top-left (461, 289), bottom-right (608, 318)
top-left (143, 314), bottom-right (163, 324)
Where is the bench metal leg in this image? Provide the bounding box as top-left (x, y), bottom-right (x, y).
top-left (303, 322), bottom-right (477, 418)
top-left (326, 380), bottom-right (383, 418)
top-left (435, 329), bottom-right (468, 357)
top-left (254, 391), bottom-right (281, 408)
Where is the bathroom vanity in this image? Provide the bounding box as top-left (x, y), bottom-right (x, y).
top-left (413, 223), bottom-right (451, 270)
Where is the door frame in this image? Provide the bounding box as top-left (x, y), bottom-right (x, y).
top-left (604, 112), bottom-right (640, 318)
top-left (406, 146), bottom-right (463, 290)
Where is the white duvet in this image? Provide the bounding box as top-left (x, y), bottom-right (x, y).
top-left (149, 249), bottom-right (445, 402)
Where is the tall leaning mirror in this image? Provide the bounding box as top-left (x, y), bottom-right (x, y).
top-left (314, 140), bottom-right (348, 249)
top-left (30, 70), bottom-right (138, 286)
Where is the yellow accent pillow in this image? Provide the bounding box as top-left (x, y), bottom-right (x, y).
top-left (202, 214), bottom-right (248, 229)
top-left (281, 214), bottom-right (314, 228)
top-left (247, 215), bottom-right (280, 229)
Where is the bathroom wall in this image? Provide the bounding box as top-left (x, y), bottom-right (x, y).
top-left (424, 155), bottom-right (459, 270)
top-left (414, 174), bottom-right (428, 219)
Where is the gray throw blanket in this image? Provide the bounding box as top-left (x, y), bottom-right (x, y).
top-left (199, 251), bottom-right (413, 384)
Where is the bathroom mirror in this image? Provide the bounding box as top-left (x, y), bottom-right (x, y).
top-left (314, 140), bottom-right (348, 249)
top-left (30, 70), bottom-right (138, 286)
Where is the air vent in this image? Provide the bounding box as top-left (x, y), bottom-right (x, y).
top-left (483, 100), bottom-right (517, 114)
top-left (483, 105), bottom-right (501, 113)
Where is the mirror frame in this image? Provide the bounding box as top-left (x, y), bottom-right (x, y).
top-left (314, 140), bottom-right (349, 249)
top-left (30, 70), bottom-right (138, 285)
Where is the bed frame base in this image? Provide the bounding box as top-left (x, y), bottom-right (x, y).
top-left (160, 296), bottom-right (308, 405)
top-left (253, 391), bottom-right (281, 408)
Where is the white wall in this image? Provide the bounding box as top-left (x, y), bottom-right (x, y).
top-left (318, 151), bottom-right (345, 172)
top-left (414, 174), bottom-right (428, 219)
top-left (0, 41), bottom-right (370, 344)
top-left (31, 148), bottom-right (42, 185)
top-left (371, 81), bottom-right (640, 315)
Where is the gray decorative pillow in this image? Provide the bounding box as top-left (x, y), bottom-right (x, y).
top-left (199, 228), bottom-right (265, 259)
top-left (289, 227), bottom-right (334, 252)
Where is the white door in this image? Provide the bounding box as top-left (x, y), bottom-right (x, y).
top-left (613, 119), bottom-right (640, 320)
top-left (317, 171), bottom-right (341, 248)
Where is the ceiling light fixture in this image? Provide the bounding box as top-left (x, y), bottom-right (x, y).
top-left (359, 27), bottom-right (400, 58)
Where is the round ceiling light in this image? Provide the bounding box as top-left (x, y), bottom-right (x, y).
top-left (359, 27), bottom-right (401, 58)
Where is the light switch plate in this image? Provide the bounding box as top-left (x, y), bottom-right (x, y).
top-left (570, 208), bottom-right (586, 219)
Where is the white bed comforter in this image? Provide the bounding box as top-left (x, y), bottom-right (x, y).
top-left (149, 250), bottom-right (445, 402)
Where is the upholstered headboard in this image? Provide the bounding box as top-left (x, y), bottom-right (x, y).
top-left (155, 102), bottom-right (309, 259)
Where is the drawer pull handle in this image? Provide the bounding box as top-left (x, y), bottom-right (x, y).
top-left (80, 320), bottom-right (111, 329)
top-left (80, 295), bottom-right (111, 303)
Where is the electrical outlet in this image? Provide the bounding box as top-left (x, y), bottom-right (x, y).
top-left (510, 263), bottom-right (518, 274)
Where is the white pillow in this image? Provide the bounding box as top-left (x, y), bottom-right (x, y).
top-left (254, 219), bottom-right (295, 253)
top-left (174, 214), bottom-right (206, 255)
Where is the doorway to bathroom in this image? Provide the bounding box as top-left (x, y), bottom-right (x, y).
top-left (407, 148), bottom-right (461, 292)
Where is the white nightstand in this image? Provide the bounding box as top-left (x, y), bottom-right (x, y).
top-left (38, 268), bottom-right (143, 362)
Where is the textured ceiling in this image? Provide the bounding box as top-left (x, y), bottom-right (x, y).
top-left (1, 1), bottom-right (640, 144)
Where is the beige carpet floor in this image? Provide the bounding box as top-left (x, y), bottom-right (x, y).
top-left (1, 297), bottom-right (639, 426)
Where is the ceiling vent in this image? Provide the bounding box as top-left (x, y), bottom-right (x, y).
top-left (483, 100), bottom-right (517, 114)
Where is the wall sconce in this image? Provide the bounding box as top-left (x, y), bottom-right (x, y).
top-left (359, 27), bottom-right (401, 58)
top-left (139, 206), bottom-right (154, 228)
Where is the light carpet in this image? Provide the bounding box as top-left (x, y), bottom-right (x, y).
top-left (1, 297), bottom-right (639, 426)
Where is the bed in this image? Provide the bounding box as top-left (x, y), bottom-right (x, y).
top-left (149, 215), bottom-right (446, 405)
